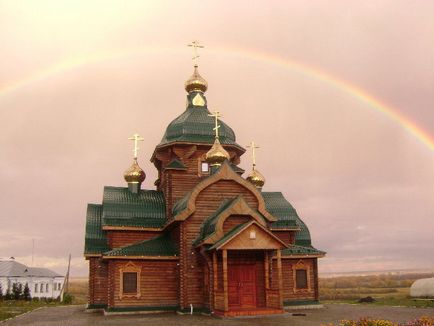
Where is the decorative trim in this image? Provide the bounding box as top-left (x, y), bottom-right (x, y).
top-left (292, 260), bottom-right (312, 294)
top-left (102, 226), bottom-right (163, 231)
top-left (270, 227), bottom-right (301, 231)
top-left (279, 254), bottom-right (325, 259)
top-left (84, 254), bottom-right (102, 258)
top-left (103, 255), bottom-right (179, 260)
top-left (172, 160), bottom-right (277, 223)
top-left (119, 261), bottom-right (141, 300)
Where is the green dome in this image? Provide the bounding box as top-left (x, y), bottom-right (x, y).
top-left (158, 92), bottom-right (240, 148)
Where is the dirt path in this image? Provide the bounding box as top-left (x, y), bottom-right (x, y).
top-left (2, 304), bottom-right (433, 325)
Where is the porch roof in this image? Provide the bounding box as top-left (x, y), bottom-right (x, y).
top-left (281, 244), bottom-right (325, 257)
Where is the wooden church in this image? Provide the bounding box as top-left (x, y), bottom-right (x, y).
top-left (84, 49), bottom-right (325, 316)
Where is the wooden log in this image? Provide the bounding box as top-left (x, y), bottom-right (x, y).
top-left (222, 249), bottom-right (228, 311)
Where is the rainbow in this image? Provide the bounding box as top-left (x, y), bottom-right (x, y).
top-left (1, 45), bottom-right (433, 152)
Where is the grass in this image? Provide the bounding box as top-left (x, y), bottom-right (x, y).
top-left (320, 272), bottom-right (434, 308)
top-left (0, 278), bottom-right (89, 321)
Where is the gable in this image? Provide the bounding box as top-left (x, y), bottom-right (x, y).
top-left (211, 222), bottom-right (287, 250)
top-left (170, 161), bottom-right (277, 224)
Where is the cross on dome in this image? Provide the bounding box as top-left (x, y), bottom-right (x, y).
top-left (208, 111), bottom-right (222, 139)
top-left (128, 133), bottom-right (144, 159)
top-left (247, 141), bottom-right (260, 169)
top-left (188, 40), bottom-right (204, 67)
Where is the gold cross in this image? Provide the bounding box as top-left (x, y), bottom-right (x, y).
top-left (128, 133), bottom-right (144, 159)
top-left (247, 141), bottom-right (260, 168)
top-left (188, 40), bottom-right (204, 66)
top-left (208, 110), bottom-right (222, 139)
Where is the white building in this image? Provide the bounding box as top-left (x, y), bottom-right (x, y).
top-left (0, 258), bottom-right (64, 299)
top-left (410, 277), bottom-right (434, 298)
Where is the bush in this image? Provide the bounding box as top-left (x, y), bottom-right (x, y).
top-left (336, 317), bottom-right (434, 326)
top-left (62, 293), bottom-right (74, 304)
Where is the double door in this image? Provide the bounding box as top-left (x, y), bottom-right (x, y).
top-left (228, 263), bottom-right (257, 309)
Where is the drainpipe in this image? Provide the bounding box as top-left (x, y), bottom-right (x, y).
top-left (190, 303), bottom-right (193, 315)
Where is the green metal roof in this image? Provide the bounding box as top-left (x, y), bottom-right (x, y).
top-left (158, 92), bottom-right (242, 149)
top-left (231, 163), bottom-right (245, 174)
top-left (104, 233), bottom-right (178, 257)
top-left (262, 192), bottom-right (312, 246)
top-left (165, 159), bottom-right (187, 170)
top-left (84, 204), bottom-right (109, 254)
top-left (281, 244), bottom-right (325, 256)
top-left (172, 191), bottom-right (192, 216)
top-left (102, 186), bottom-right (166, 228)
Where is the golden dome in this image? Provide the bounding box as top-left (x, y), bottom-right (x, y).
top-left (206, 138), bottom-right (230, 166)
top-left (246, 168), bottom-right (265, 188)
top-left (124, 158), bottom-right (146, 183)
top-left (185, 65), bottom-right (208, 93)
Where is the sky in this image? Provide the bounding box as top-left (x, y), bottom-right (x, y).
top-left (0, 0), bottom-right (433, 277)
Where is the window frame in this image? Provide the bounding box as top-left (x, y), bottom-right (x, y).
top-left (295, 269), bottom-right (308, 289)
top-left (119, 261), bottom-right (141, 299)
top-left (292, 260), bottom-right (312, 293)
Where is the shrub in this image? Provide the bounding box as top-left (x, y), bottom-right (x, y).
top-left (335, 317), bottom-right (434, 326)
top-left (12, 283), bottom-right (22, 300)
top-left (62, 293), bottom-right (74, 304)
top-left (0, 283), bottom-right (3, 301)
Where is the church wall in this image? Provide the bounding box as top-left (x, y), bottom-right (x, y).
top-left (180, 180), bottom-right (259, 308)
top-left (107, 231), bottom-right (162, 249)
top-left (108, 260), bottom-right (179, 308)
top-left (271, 258), bottom-right (317, 302)
top-left (88, 257), bottom-right (108, 306)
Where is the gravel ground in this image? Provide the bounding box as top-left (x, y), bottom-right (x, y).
top-left (2, 304), bottom-right (433, 326)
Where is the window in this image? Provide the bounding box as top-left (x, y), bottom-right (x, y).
top-left (201, 162), bottom-right (209, 173)
top-left (40, 284), bottom-right (44, 293)
top-left (122, 272), bottom-right (137, 294)
top-left (46, 284), bottom-right (49, 292)
top-left (295, 269), bottom-right (308, 289)
top-left (35, 284), bottom-right (38, 293)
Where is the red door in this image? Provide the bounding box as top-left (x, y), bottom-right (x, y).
top-left (228, 264), bottom-right (257, 309)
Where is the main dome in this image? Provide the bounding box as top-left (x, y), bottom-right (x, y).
top-left (158, 92), bottom-right (241, 148)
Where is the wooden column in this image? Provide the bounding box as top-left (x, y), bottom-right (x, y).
top-left (276, 250), bottom-right (283, 308)
top-left (222, 249), bottom-right (228, 311)
top-left (213, 251), bottom-right (218, 308)
top-left (264, 251), bottom-right (269, 289)
top-left (313, 258), bottom-right (319, 301)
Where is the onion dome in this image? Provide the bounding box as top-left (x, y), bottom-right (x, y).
top-left (206, 138), bottom-right (230, 166)
top-left (246, 168), bottom-right (265, 188)
top-left (123, 158), bottom-right (146, 184)
top-left (185, 65), bottom-right (208, 93)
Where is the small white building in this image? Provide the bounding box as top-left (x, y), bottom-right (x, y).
top-left (410, 277), bottom-right (434, 298)
top-left (0, 258), bottom-right (64, 299)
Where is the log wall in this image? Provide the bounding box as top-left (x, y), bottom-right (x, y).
top-left (88, 257), bottom-right (108, 306)
top-left (107, 231), bottom-right (162, 249)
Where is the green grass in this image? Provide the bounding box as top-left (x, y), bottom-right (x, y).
top-left (0, 278), bottom-right (89, 321)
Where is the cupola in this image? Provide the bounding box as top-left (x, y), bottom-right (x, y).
top-left (246, 141), bottom-right (265, 189)
top-left (124, 134), bottom-right (146, 193)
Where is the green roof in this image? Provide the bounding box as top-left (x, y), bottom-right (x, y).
top-left (172, 191), bottom-right (192, 216)
top-left (281, 244), bottom-right (325, 256)
top-left (231, 163), bottom-right (245, 174)
top-left (165, 159), bottom-right (187, 170)
top-left (102, 186), bottom-right (166, 228)
top-left (262, 192), bottom-right (312, 246)
top-left (158, 92), bottom-right (242, 149)
top-left (84, 204), bottom-right (109, 254)
top-left (104, 234), bottom-right (178, 257)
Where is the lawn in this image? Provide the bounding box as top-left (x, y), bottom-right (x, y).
top-left (0, 278), bottom-right (88, 321)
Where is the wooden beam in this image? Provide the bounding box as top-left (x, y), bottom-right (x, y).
top-left (213, 251), bottom-right (218, 308)
top-left (222, 249), bottom-right (228, 311)
top-left (277, 250), bottom-right (283, 309)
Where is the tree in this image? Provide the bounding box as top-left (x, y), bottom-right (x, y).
top-left (0, 283), bottom-right (3, 301)
top-left (5, 287), bottom-right (12, 300)
top-left (23, 283), bottom-right (31, 301)
top-left (12, 283), bottom-right (22, 300)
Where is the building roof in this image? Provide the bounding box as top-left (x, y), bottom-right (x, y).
top-left (262, 192), bottom-right (312, 246)
top-left (84, 204), bottom-right (109, 255)
top-left (0, 260), bottom-right (63, 278)
top-left (103, 234), bottom-right (178, 257)
top-left (281, 244), bottom-right (325, 257)
top-left (102, 186), bottom-right (166, 228)
top-left (157, 93), bottom-right (243, 150)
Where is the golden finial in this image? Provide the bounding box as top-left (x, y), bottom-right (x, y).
top-left (128, 133), bottom-right (144, 159)
top-left (208, 110), bottom-right (222, 139)
top-left (246, 141), bottom-right (265, 188)
top-left (206, 110), bottom-right (229, 166)
top-left (185, 41), bottom-right (208, 93)
top-left (124, 134), bottom-right (146, 185)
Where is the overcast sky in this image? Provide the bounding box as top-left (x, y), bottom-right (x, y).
top-left (0, 0), bottom-right (433, 276)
